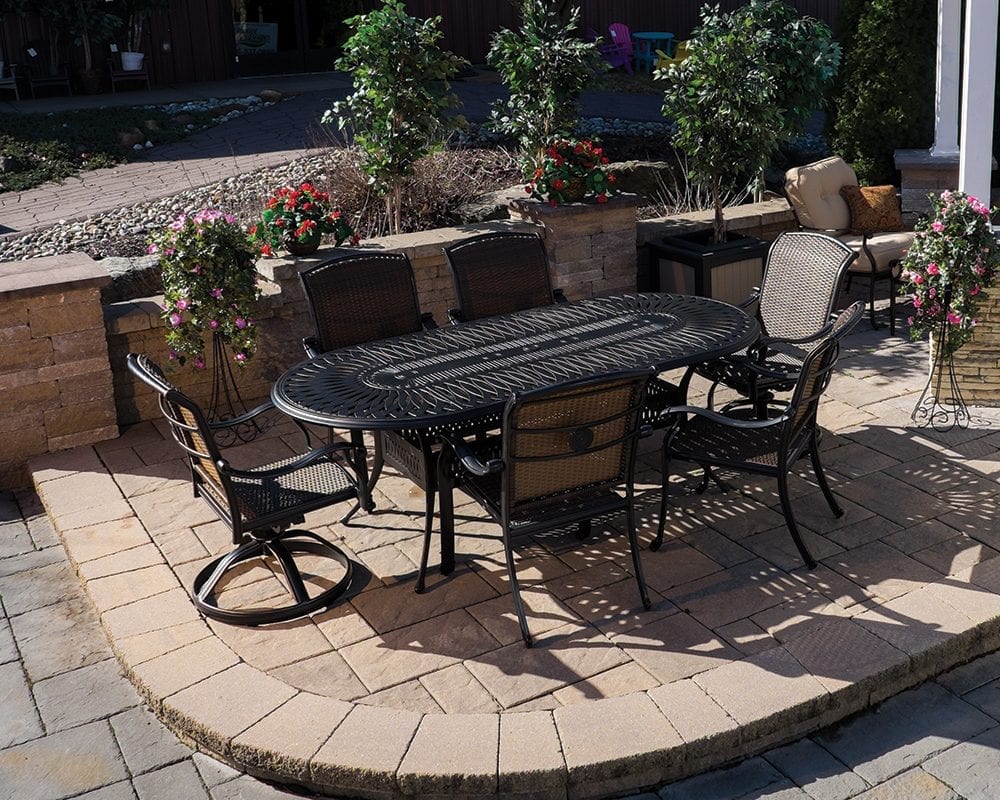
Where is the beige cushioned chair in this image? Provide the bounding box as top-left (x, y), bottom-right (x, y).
top-left (785, 156), bottom-right (913, 334)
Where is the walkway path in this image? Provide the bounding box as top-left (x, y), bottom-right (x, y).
top-left (0, 71), bottom-right (665, 240)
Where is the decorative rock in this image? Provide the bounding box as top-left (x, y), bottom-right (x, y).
top-left (258, 89), bottom-right (282, 103)
top-left (118, 129), bottom-right (145, 146)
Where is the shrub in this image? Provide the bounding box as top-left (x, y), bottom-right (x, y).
top-left (326, 0), bottom-right (466, 235)
top-left (487, 0), bottom-right (603, 173)
top-left (830, 0), bottom-right (936, 184)
top-left (659, 0), bottom-right (838, 242)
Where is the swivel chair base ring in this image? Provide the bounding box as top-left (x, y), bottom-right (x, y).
top-left (193, 530), bottom-right (354, 626)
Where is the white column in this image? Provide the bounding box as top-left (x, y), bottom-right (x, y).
top-left (931, 0), bottom-right (961, 156)
top-left (959, 0), bottom-right (999, 201)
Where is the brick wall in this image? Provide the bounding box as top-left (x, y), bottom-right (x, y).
top-left (1, 197), bottom-right (797, 488)
top-left (0, 255), bottom-right (118, 487)
top-left (943, 286), bottom-right (1000, 405)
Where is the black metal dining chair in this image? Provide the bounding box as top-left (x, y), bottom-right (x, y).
top-left (423, 370), bottom-right (654, 646)
top-left (299, 251), bottom-right (492, 565)
top-left (126, 353), bottom-right (360, 625)
top-left (653, 301), bottom-right (864, 569)
top-left (691, 231), bottom-right (857, 418)
top-left (443, 231), bottom-right (566, 323)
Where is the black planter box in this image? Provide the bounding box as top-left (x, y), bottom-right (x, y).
top-left (650, 231), bottom-right (770, 305)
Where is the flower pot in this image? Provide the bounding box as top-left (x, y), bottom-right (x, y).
top-left (563, 177), bottom-right (587, 202)
top-left (649, 230), bottom-right (769, 304)
top-left (284, 232), bottom-right (321, 256)
top-left (121, 52), bottom-right (145, 71)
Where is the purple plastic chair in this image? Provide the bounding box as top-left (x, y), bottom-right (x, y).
top-left (604, 23), bottom-right (634, 74)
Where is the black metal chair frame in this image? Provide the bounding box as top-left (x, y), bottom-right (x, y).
top-left (690, 231), bottom-right (857, 418)
top-left (424, 369), bottom-right (654, 646)
top-left (299, 252), bottom-right (482, 557)
top-left (127, 353), bottom-right (360, 625)
top-left (443, 231), bottom-right (566, 324)
top-left (23, 42), bottom-right (72, 98)
top-left (654, 301), bottom-right (865, 569)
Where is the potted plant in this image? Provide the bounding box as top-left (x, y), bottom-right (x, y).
top-left (652, 0), bottom-right (839, 300)
top-left (111, 0), bottom-right (166, 70)
top-left (148, 209), bottom-right (262, 370)
top-left (526, 139), bottom-right (619, 206)
top-left (249, 182), bottom-right (358, 257)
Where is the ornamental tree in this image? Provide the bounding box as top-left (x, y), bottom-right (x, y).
top-left (325, 0), bottom-right (466, 235)
top-left (659, 0), bottom-right (839, 243)
top-left (488, 0), bottom-right (603, 174)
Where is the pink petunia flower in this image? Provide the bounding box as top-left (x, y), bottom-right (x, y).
top-left (931, 221), bottom-right (944, 233)
top-left (168, 312), bottom-right (183, 327)
top-left (211, 288), bottom-right (223, 299)
top-left (235, 352), bottom-right (247, 363)
top-left (927, 263), bottom-right (940, 275)
top-left (175, 298), bottom-right (189, 311)
top-left (947, 311), bottom-right (963, 325)
top-left (209, 319), bottom-right (220, 330)
top-left (193, 356), bottom-right (206, 370)
top-left (234, 317), bottom-right (247, 330)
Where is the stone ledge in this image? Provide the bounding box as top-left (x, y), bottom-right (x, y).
top-left (0, 253), bottom-right (110, 299)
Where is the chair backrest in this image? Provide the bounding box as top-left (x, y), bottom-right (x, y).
top-left (757, 231), bottom-right (856, 341)
top-left (299, 252), bottom-right (425, 351)
top-left (784, 156), bottom-right (859, 232)
top-left (608, 23), bottom-right (633, 54)
top-left (126, 353), bottom-right (234, 519)
top-left (500, 370), bottom-right (650, 519)
top-left (444, 232), bottom-right (555, 322)
top-left (782, 300), bottom-right (864, 452)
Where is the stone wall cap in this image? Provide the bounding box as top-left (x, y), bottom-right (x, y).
top-left (0, 253), bottom-right (110, 298)
top-left (511, 192), bottom-right (641, 220)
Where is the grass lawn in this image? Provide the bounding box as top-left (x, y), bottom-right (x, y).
top-left (0, 105), bottom-right (219, 192)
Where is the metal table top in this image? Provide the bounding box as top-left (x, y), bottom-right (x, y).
top-left (272, 293), bottom-right (758, 430)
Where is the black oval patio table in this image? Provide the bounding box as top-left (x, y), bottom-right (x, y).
top-left (272, 293), bottom-right (757, 574)
top-left (272, 293), bottom-right (758, 429)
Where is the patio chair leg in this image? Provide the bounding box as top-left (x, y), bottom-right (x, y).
top-left (625, 503), bottom-right (652, 610)
top-left (889, 273), bottom-right (897, 336)
top-left (575, 519), bottom-right (591, 541)
top-left (193, 530), bottom-right (353, 626)
top-left (652, 447), bottom-right (671, 551)
top-left (503, 526), bottom-right (533, 647)
top-left (368, 431), bottom-right (385, 493)
top-left (809, 432), bottom-right (843, 518)
top-left (868, 276), bottom-right (882, 330)
top-left (777, 472), bottom-right (817, 569)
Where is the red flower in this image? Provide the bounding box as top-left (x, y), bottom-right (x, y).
top-left (597, 193), bottom-right (608, 204)
top-left (553, 179), bottom-right (565, 190)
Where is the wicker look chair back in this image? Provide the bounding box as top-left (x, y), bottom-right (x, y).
top-left (127, 352), bottom-right (360, 625)
top-left (503, 375), bottom-right (645, 515)
top-left (300, 252), bottom-right (425, 351)
top-left (757, 231), bottom-right (856, 340)
top-left (444, 232), bottom-right (556, 322)
top-left (127, 354), bottom-right (236, 523)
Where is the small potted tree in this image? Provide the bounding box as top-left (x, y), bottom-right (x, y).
top-left (112, 0), bottom-right (166, 70)
top-left (652, 0), bottom-right (839, 300)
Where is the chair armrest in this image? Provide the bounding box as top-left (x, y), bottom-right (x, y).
top-left (553, 288), bottom-right (568, 304)
top-left (758, 323), bottom-right (833, 349)
top-left (421, 312), bottom-right (438, 330)
top-left (223, 441), bottom-right (362, 480)
top-left (207, 400), bottom-right (276, 431)
top-left (302, 335), bottom-right (322, 359)
top-left (440, 432), bottom-right (504, 477)
top-left (447, 308), bottom-right (464, 325)
top-left (667, 405), bottom-right (789, 430)
top-left (736, 287), bottom-right (761, 310)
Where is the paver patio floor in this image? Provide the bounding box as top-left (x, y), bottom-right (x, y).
top-left (19, 319), bottom-right (1000, 798)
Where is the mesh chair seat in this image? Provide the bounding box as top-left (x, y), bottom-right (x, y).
top-left (230, 454), bottom-right (358, 524)
top-left (671, 419), bottom-right (783, 470)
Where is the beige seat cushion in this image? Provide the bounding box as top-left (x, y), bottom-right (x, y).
top-left (837, 231), bottom-right (914, 273)
top-left (785, 156), bottom-right (859, 231)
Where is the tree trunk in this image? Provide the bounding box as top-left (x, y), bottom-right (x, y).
top-left (711, 175), bottom-right (726, 244)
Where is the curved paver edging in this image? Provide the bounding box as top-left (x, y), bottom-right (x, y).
top-left (31, 451), bottom-right (1000, 799)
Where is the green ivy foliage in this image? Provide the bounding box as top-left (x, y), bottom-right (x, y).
top-left (830, 0), bottom-right (936, 185)
top-left (659, 0), bottom-right (838, 242)
top-left (487, 0), bottom-right (603, 174)
top-left (326, 0), bottom-right (466, 234)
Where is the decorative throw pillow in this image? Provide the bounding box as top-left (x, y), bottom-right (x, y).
top-left (839, 184), bottom-right (903, 234)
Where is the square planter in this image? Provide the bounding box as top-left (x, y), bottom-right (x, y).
top-left (650, 230), bottom-right (769, 305)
